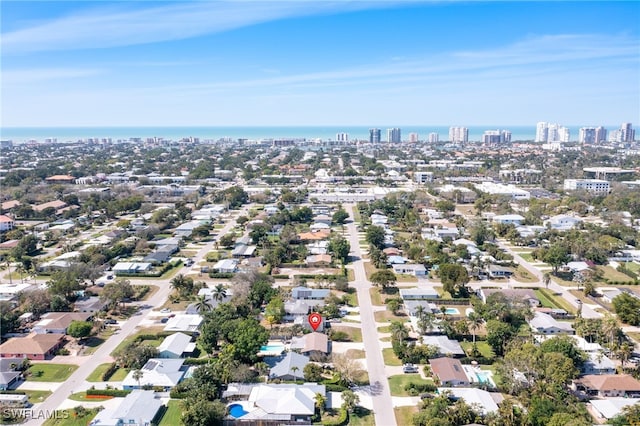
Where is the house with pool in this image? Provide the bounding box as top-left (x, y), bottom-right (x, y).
top-left (223, 383), bottom-right (326, 424)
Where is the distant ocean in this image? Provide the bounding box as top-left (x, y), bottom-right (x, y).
top-left (0, 125), bottom-right (613, 143)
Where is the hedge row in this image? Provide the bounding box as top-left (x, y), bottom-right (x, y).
top-left (404, 382), bottom-right (437, 393)
top-left (272, 274), bottom-right (290, 279)
top-left (183, 358), bottom-right (211, 365)
top-left (208, 272), bottom-right (234, 278)
top-left (101, 363), bottom-right (119, 381)
top-left (86, 389), bottom-right (131, 397)
top-left (320, 408), bottom-right (348, 426)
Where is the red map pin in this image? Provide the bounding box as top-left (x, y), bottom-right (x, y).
top-left (308, 313), bottom-right (322, 331)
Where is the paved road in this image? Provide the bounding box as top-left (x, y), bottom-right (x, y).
top-left (495, 239), bottom-right (602, 319)
top-left (345, 204), bottom-right (397, 426)
top-left (22, 208), bottom-right (245, 425)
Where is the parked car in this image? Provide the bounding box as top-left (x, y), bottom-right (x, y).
top-left (160, 318), bottom-right (169, 323)
top-left (104, 319), bottom-right (118, 325)
top-left (403, 364), bottom-right (419, 374)
top-left (160, 308), bottom-right (171, 313)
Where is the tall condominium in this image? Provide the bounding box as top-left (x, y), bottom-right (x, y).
top-left (387, 128), bottom-right (401, 143)
top-left (428, 133), bottom-right (439, 143)
top-left (336, 132), bottom-right (349, 142)
top-left (408, 133), bottom-right (419, 143)
top-left (482, 129), bottom-right (511, 144)
top-left (579, 126), bottom-right (607, 144)
top-left (621, 123), bottom-right (635, 142)
top-left (369, 128), bottom-right (381, 143)
top-left (536, 122), bottom-right (570, 142)
top-left (449, 127), bottom-right (468, 143)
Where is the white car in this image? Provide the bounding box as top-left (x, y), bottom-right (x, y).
top-left (160, 308), bottom-right (171, 313)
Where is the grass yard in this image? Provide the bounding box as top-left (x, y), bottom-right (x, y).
top-left (598, 266), bottom-right (635, 283)
top-left (382, 348), bottom-right (402, 366)
top-left (395, 406), bottom-right (419, 426)
top-left (23, 389), bottom-right (52, 403)
top-left (86, 363), bottom-right (129, 382)
top-left (512, 265), bottom-right (539, 283)
top-left (27, 363), bottom-right (78, 382)
top-left (347, 407), bottom-right (374, 426)
top-left (82, 328), bottom-right (115, 355)
top-left (374, 310), bottom-right (408, 323)
top-left (42, 408), bottom-right (100, 426)
top-left (627, 332), bottom-right (640, 343)
top-left (460, 341), bottom-right (495, 359)
top-left (369, 287), bottom-right (383, 306)
top-left (396, 274), bottom-right (419, 283)
top-left (377, 325), bottom-right (391, 333)
top-left (111, 327), bottom-right (166, 355)
top-left (536, 288), bottom-right (576, 314)
top-left (346, 269), bottom-right (355, 282)
top-left (345, 349), bottom-right (366, 359)
top-left (342, 292), bottom-right (358, 307)
top-left (625, 262), bottom-right (640, 273)
top-left (331, 326), bottom-right (362, 342)
top-left (516, 252), bottom-right (534, 262)
top-left (158, 400), bottom-right (183, 426)
top-left (388, 374), bottom-right (434, 396)
top-left (363, 261), bottom-right (377, 280)
top-left (68, 391), bottom-right (114, 402)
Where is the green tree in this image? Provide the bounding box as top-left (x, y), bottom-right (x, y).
top-left (341, 389), bottom-right (360, 413)
top-left (303, 363), bottom-right (324, 382)
top-left (370, 269), bottom-right (397, 292)
top-left (264, 296), bottom-right (285, 327)
top-left (612, 293), bottom-right (640, 325)
top-left (485, 319), bottom-right (514, 356)
top-left (332, 208), bottom-right (349, 225)
top-left (329, 236), bottom-right (351, 264)
top-left (193, 295), bottom-right (213, 313)
top-left (386, 298), bottom-right (401, 315)
top-left (365, 225), bottom-right (386, 250)
top-left (227, 318), bottom-right (269, 363)
top-left (542, 244), bottom-right (571, 274)
top-left (219, 233), bottom-right (236, 249)
top-left (170, 274), bottom-right (195, 299)
top-left (438, 263), bottom-right (470, 297)
top-left (67, 321), bottom-right (93, 341)
top-left (180, 399), bottom-right (226, 426)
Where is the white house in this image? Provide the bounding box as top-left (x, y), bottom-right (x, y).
top-left (0, 215), bottom-right (16, 232)
top-left (392, 263), bottom-right (427, 276)
top-left (163, 314), bottom-right (203, 333)
top-left (437, 388), bottom-right (501, 415)
top-left (212, 259), bottom-right (238, 273)
top-left (90, 390), bottom-right (163, 426)
top-left (529, 312), bottom-right (574, 335)
top-left (399, 288), bottom-right (439, 300)
top-left (122, 359), bottom-right (186, 391)
top-left (158, 332), bottom-right (196, 358)
top-left (544, 215), bottom-right (583, 231)
top-left (492, 214), bottom-right (525, 226)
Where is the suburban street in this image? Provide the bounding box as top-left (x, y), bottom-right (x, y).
top-left (345, 204), bottom-right (397, 426)
top-left (21, 208), bottom-right (245, 426)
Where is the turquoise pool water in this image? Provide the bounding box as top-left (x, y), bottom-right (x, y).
top-left (229, 404), bottom-right (248, 418)
top-left (260, 344), bottom-right (285, 352)
top-left (475, 371), bottom-right (494, 385)
top-left (445, 308), bottom-right (460, 315)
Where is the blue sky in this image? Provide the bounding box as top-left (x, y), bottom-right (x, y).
top-left (1, 1), bottom-right (639, 127)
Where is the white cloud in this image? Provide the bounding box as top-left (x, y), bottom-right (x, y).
top-left (1, 1), bottom-right (387, 53)
top-left (1, 68), bottom-right (103, 84)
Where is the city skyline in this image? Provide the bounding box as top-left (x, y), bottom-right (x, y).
top-left (1, 1), bottom-right (639, 127)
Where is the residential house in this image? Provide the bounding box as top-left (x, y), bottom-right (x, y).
top-left (226, 383), bottom-right (326, 423)
top-left (544, 215), bottom-right (583, 231)
top-left (590, 398), bottom-right (640, 422)
top-left (0, 333), bottom-right (65, 360)
top-left (212, 259), bottom-right (238, 273)
top-left (163, 314), bottom-right (203, 333)
top-left (387, 255), bottom-right (407, 265)
top-left (307, 241), bottom-right (329, 255)
top-left (90, 390), bottom-right (163, 426)
top-left (429, 358), bottom-right (470, 387)
top-left (392, 263), bottom-right (427, 276)
top-left (480, 289), bottom-right (540, 307)
top-left (32, 312), bottom-right (92, 334)
top-left (399, 288), bottom-right (439, 300)
top-left (582, 352), bottom-right (616, 375)
top-left (232, 244), bottom-right (257, 258)
top-left (291, 287), bottom-right (330, 301)
top-left (290, 332), bottom-right (330, 357)
top-left (305, 254), bottom-right (332, 267)
top-left (266, 352), bottom-right (310, 381)
top-left (112, 262), bottom-right (153, 275)
top-left (122, 358), bottom-right (187, 391)
top-left (487, 264), bottom-right (514, 279)
top-left (158, 332), bottom-right (196, 358)
top-left (309, 222), bottom-right (330, 232)
top-left (313, 214), bottom-right (332, 226)
top-left (438, 388), bottom-right (501, 415)
top-left (0, 215), bottom-right (15, 232)
top-left (600, 288), bottom-right (624, 304)
top-left (143, 248), bottom-right (175, 265)
top-left (74, 296), bottom-right (108, 313)
top-left (492, 214), bottom-right (525, 226)
top-left (0, 283), bottom-right (35, 302)
top-left (529, 312), bottom-right (574, 335)
top-left (573, 374), bottom-right (640, 398)
top-left (174, 220), bottom-right (202, 238)
top-left (0, 357), bottom-right (26, 390)
top-left (422, 336), bottom-right (465, 357)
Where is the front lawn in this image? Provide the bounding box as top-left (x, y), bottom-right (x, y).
top-left (460, 341), bottom-right (495, 359)
top-left (512, 265), bottom-right (538, 283)
top-left (42, 408), bottom-right (100, 426)
top-left (395, 406), bottom-right (419, 426)
top-left (382, 348), bottom-right (402, 366)
top-left (27, 363), bottom-right (78, 382)
top-left (23, 389), bottom-right (52, 403)
top-left (159, 400), bottom-right (183, 426)
top-left (369, 287), bottom-right (383, 306)
top-left (68, 391), bottom-right (113, 402)
top-left (374, 310), bottom-right (408, 323)
top-left (348, 407), bottom-right (374, 426)
top-left (345, 349), bottom-right (366, 359)
top-left (598, 265), bottom-right (635, 283)
top-left (111, 327), bottom-right (166, 355)
top-left (388, 374), bottom-right (434, 396)
top-left (86, 363), bottom-right (129, 382)
top-left (330, 326), bottom-right (362, 342)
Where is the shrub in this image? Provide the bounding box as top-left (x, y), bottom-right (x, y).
top-left (86, 389), bottom-right (131, 397)
top-left (322, 408), bottom-right (348, 426)
top-left (101, 363), bottom-right (119, 381)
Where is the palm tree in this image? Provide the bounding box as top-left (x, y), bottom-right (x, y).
top-left (212, 283), bottom-right (227, 302)
top-left (194, 295), bottom-right (213, 313)
top-left (291, 366), bottom-right (299, 383)
top-left (314, 392), bottom-right (327, 414)
top-left (468, 312), bottom-right (483, 345)
top-left (618, 341), bottom-right (634, 369)
top-left (132, 369), bottom-right (143, 389)
top-left (542, 272), bottom-right (551, 289)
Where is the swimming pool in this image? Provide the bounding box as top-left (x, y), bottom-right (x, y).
top-left (475, 370), bottom-right (495, 387)
top-left (229, 404), bottom-right (248, 418)
top-left (444, 308), bottom-right (460, 315)
top-left (258, 343), bottom-right (286, 356)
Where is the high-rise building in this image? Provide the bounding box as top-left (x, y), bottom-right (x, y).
top-left (621, 123), bottom-right (635, 142)
top-left (482, 129), bottom-right (512, 144)
top-left (336, 132), bottom-right (349, 142)
top-left (428, 133), bottom-right (439, 143)
top-left (536, 122), bottom-right (569, 142)
top-left (579, 126), bottom-right (607, 144)
top-left (448, 127), bottom-right (468, 143)
top-left (408, 133), bottom-right (419, 143)
top-left (369, 128), bottom-right (381, 144)
top-left (387, 128), bottom-right (401, 143)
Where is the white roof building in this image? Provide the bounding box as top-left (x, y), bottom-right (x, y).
top-left (590, 398), bottom-right (639, 420)
top-left (529, 312), bottom-right (574, 335)
top-left (163, 314), bottom-right (203, 333)
top-left (158, 332), bottom-right (196, 358)
top-left (437, 388), bottom-right (502, 415)
top-left (122, 359), bottom-right (186, 390)
top-left (90, 390), bottom-right (162, 426)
